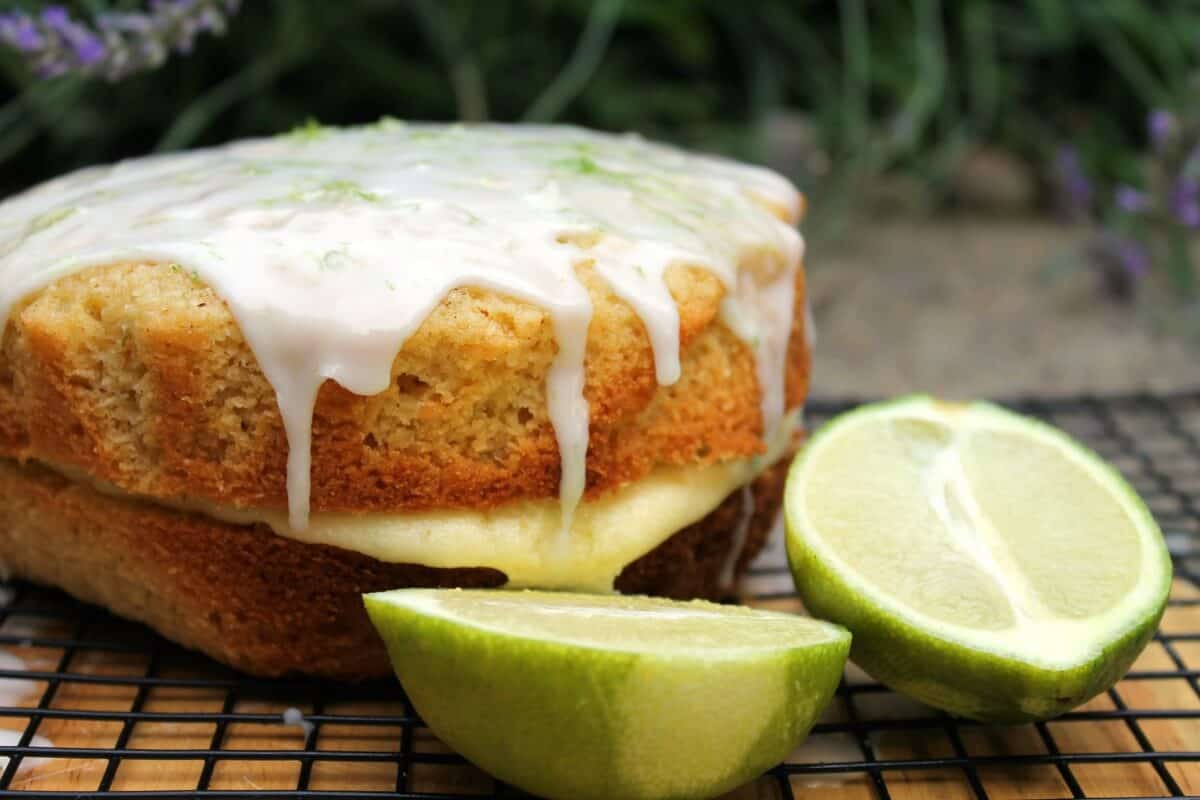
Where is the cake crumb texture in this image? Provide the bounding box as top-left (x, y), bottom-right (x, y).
top-left (0, 260), bottom-right (808, 512)
top-left (0, 455), bottom-right (788, 679)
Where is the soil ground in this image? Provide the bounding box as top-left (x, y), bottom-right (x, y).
top-left (807, 219), bottom-right (1200, 400)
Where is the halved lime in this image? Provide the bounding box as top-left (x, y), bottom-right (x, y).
top-left (785, 396), bottom-right (1171, 722)
top-left (363, 589), bottom-right (849, 800)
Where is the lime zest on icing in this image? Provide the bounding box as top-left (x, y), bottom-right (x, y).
top-left (28, 207), bottom-right (77, 235)
top-left (287, 118), bottom-right (329, 143)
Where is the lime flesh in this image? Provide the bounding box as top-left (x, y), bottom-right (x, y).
top-left (363, 589), bottom-right (850, 800)
top-left (785, 396), bottom-right (1171, 722)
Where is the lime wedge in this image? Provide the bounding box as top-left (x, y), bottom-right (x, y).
top-left (363, 589), bottom-right (849, 800)
top-left (785, 396), bottom-right (1171, 722)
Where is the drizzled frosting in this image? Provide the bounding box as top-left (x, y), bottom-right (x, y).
top-left (0, 121), bottom-right (804, 531)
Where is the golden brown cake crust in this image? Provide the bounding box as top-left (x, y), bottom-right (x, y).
top-left (0, 456), bottom-right (786, 679)
top-left (0, 260), bottom-right (809, 513)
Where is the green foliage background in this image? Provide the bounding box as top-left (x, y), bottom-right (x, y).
top-left (1, 0), bottom-right (1198, 215)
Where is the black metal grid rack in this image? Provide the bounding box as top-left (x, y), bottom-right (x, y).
top-left (1, 392), bottom-right (1199, 798)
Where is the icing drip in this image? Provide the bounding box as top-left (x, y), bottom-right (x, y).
top-left (0, 122), bottom-right (804, 529)
top-left (281, 707), bottom-right (315, 738)
top-left (720, 257), bottom-right (800, 439)
top-left (545, 297), bottom-right (593, 534)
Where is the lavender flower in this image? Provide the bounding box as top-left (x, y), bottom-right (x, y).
top-left (1115, 184), bottom-right (1148, 214)
top-left (0, 1), bottom-right (241, 81)
top-left (1149, 109), bottom-right (1176, 150)
top-left (1059, 108), bottom-right (1199, 303)
top-left (1115, 238), bottom-right (1150, 279)
top-left (0, 13), bottom-right (43, 52)
top-left (1171, 177), bottom-right (1200, 229)
top-left (1087, 233), bottom-right (1150, 300)
top-left (1055, 146), bottom-right (1092, 220)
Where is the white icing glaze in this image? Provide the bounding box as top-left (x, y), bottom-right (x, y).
top-left (0, 122), bottom-right (804, 530)
top-left (281, 707), bottom-right (314, 738)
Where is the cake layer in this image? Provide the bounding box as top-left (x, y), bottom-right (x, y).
top-left (0, 124), bottom-right (809, 529)
top-left (0, 261), bottom-right (809, 515)
top-left (0, 455), bottom-right (788, 679)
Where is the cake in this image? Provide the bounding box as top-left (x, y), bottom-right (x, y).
top-left (0, 121), bottom-right (810, 678)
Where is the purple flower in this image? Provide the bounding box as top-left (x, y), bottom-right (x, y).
top-left (1116, 238), bottom-right (1151, 279)
top-left (1172, 178), bottom-right (1200, 228)
top-left (1055, 146), bottom-right (1093, 218)
top-left (39, 6), bottom-right (70, 31)
top-left (1088, 233), bottom-right (1151, 300)
top-left (1149, 109), bottom-right (1176, 150)
top-left (0, 0), bottom-right (240, 81)
top-left (1115, 185), bottom-right (1148, 214)
top-left (0, 13), bottom-right (43, 52)
top-left (73, 34), bottom-right (105, 65)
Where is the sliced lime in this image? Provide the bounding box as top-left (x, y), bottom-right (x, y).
top-left (785, 396), bottom-right (1171, 722)
top-left (363, 589), bottom-right (849, 800)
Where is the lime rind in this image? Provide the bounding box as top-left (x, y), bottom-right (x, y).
top-left (785, 396), bottom-right (1171, 722)
top-left (789, 524), bottom-right (1163, 721)
top-left (364, 589), bottom-right (850, 800)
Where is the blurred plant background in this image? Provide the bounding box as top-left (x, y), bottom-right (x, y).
top-left (2, 0), bottom-right (1200, 391)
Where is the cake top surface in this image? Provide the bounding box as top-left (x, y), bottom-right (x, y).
top-left (0, 121), bottom-right (800, 312)
top-left (0, 121), bottom-right (805, 533)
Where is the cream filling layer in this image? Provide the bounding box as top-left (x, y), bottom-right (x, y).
top-left (58, 410), bottom-right (800, 593)
top-left (213, 455), bottom-right (760, 592)
top-left (205, 409), bottom-right (799, 592)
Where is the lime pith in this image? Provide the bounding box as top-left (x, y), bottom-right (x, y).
top-left (364, 589), bottom-right (850, 800)
top-left (785, 396), bottom-right (1171, 722)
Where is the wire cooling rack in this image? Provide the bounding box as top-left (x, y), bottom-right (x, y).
top-left (1, 393), bottom-right (1199, 798)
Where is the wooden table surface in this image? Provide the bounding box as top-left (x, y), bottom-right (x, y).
top-left (2, 533), bottom-right (1199, 799)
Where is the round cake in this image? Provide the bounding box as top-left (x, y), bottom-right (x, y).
top-left (0, 121), bottom-right (810, 678)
